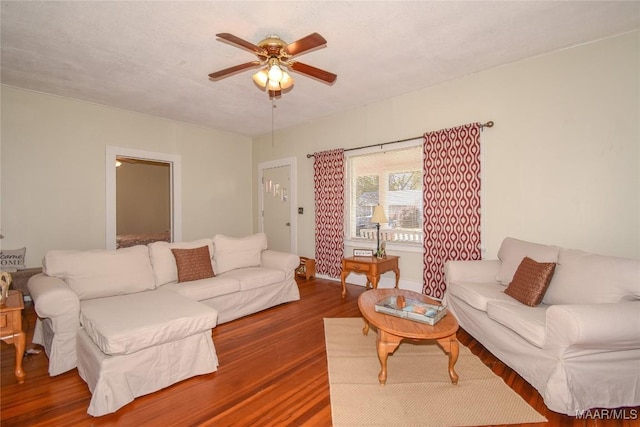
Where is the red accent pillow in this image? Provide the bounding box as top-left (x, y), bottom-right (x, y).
top-left (504, 257), bottom-right (556, 306)
top-left (171, 246), bottom-right (214, 283)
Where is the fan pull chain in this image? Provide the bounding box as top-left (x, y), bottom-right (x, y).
top-left (271, 99), bottom-right (276, 149)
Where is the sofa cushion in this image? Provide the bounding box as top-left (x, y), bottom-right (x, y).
top-left (43, 246), bottom-right (155, 300)
top-left (218, 267), bottom-right (285, 291)
top-left (149, 239), bottom-right (214, 287)
top-left (487, 300), bottom-right (548, 348)
top-left (543, 249), bottom-right (640, 305)
top-left (80, 290), bottom-right (218, 355)
top-left (162, 276), bottom-right (241, 301)
top-left (172, 246), bottom-right (215, 283)
top-left (496, 237), bottom-right (560, 285)
top-left (213, 233), bottom-right (268, 275)
top-left (504, 257), bottom-right (556, 307)
top-left (446, 281), bottom-right (514, 312)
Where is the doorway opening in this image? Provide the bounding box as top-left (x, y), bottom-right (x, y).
top-left (115, 157), bottom-right (171, 248)
top-left (106, 146), bottom-right (182, 250)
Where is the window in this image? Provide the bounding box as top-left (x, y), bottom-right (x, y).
top-left (354, 175), bottom-right (379, 234)
top-left (346, 141), bottom-right (423, 245)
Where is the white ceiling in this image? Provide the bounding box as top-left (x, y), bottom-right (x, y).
top-left (1, 1), bottom-right (638, 137)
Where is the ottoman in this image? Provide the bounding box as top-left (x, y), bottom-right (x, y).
top-left (76, 290), bottom-right (219, 416)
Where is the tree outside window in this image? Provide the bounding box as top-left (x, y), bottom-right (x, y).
top-left (389, 171), bottom-right (420, 191)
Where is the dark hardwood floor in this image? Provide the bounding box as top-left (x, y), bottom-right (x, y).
top-left (1, 278), bottom-right (638, 426)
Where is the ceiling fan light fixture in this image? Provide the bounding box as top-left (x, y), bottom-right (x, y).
top-left (252, 69), bottom-right (269, 88)
top-left (279, 72), bottom-right (294, 89)
top-left (267, 79), bottom-right (281, 91)
top-left (267, 63), bottom-right (284, 82)
top-left (210, 32), bottom-right (334, 98)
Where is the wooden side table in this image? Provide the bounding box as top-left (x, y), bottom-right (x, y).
top-left (295, 257), bottom-right (316, 280)
top-left (1, 290), bottom-right (27, 383)
top-left (340, 255), bottom-right (400, 298)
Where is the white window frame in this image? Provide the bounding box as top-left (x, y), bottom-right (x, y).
top-left (344, 138), bottom-right (424, 254)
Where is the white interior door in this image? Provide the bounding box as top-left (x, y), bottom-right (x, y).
top-left (262, 165), bottom-right (291, 253)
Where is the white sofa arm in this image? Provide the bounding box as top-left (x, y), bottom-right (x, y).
top-left (261, 250), bottom-right (300, 277)
top-left (28, 273), bottom-right (81, 376)
top-left (544, 302), bottom-right (640, 353)
top-left (28, 273), bottom-right (80, 318)
top-left (444, 259), bottom-right (501, 284)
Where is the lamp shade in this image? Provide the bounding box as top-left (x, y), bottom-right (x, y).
top-left (268, 64), bottom-right (284, 82)
top-left (252, 69), bottom-right (269, 88)
top-left (266, 79), bottom-right (281, 91)
top-left (279, 71), bottom-right (294, 89)
top-left (371, 205), bottom-right (388, 224)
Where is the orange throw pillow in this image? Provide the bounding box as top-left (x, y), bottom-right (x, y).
top-left (171, 246), bottom-right (214, 283)
top-left (504, 256), bottom-right (556, 306)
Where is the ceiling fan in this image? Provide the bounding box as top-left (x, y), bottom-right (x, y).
top-left (208, 32), bottom-right (337, 99)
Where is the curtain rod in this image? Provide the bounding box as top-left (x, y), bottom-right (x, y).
top-left (306, 121), bottom-right (494, 158)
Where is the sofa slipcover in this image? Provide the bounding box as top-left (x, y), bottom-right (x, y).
top-left (80, 290), bottom-right (218, 355)
top-left (29, 234), bottom-right (299, 378)
top-left (444, 237), bottom-right (640, 415)
top-left (77, 327), bottom-right (218, 416)
top-left (43, 245), bottom-right (156, 300)
top-left (148, 238), bottom-right (215, 286)
top-left (212, 233), bottom-right (268, 274)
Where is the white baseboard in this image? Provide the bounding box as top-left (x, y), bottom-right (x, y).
top-left (315, 273), bottom-right (424, 294)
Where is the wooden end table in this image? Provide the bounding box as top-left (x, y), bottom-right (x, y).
top-left (1, 290), bottom-right (27, 383)
top-left (358, 288), bottom-right (459, 386)
top-left (340, 255), bottom-right (399, 298)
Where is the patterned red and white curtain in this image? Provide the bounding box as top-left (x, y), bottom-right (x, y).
top-left (313, 149), bottom-right (345, 278)
top-left (422, 123), bottom-right (482, 298)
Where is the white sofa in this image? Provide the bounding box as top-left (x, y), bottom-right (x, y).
top-left (28, 233), bottom-right (300, 416)
top-left (444, 237), bottom-right (640, 416)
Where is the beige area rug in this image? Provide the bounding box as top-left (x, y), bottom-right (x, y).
top-left (324, 318), bottom-right (547, 427)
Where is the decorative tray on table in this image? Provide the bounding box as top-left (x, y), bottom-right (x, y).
top-left (374, 295), bottom-right (448, 325)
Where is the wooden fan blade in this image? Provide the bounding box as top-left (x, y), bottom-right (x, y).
top-left (208, 61), bottom-right (261, 80)
top-left (289, 61), bottom-right (337, 84)
top-left (284, 33), bottom-right (327, 56)
top-left (216, 33), bottom-right (266, 56)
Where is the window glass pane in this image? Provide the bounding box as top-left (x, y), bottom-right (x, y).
top-left (355, 175), bottom-right (378, 233)
top-left (389, 171), bottom-right (420, 191)
top-left (348, 144), bottom-right (423, 244)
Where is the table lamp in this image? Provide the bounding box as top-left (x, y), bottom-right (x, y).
top-left (371, 205), bottom-right (388, 257)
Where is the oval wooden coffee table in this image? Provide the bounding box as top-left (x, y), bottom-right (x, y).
top-left (358, 288), bottom-right (459, 386)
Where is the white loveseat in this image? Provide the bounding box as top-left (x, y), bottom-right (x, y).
top-left (444, 237), bottom-right (640, 415)
top-left (28, 233), bottom-right (300, 416)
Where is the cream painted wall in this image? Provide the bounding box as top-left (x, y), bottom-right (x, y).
top-left (1, 87), bottom-right (253, 267)
top-left (252, 32), bottom-right (640, 286)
